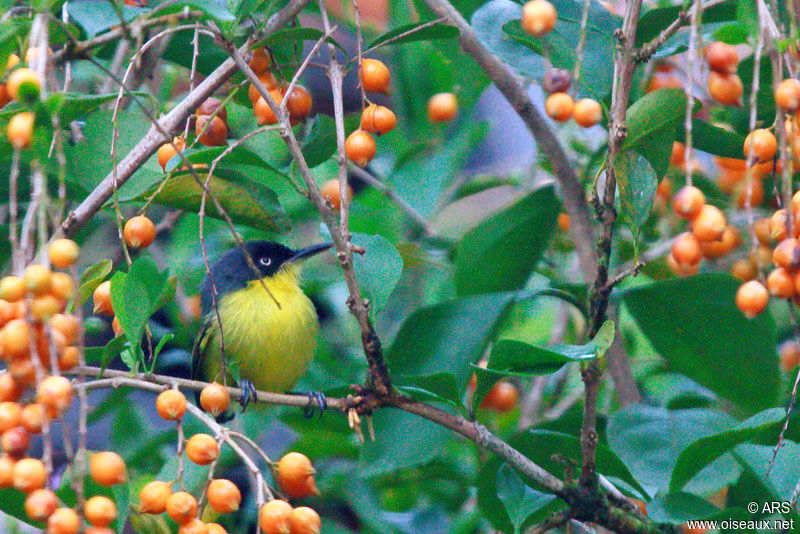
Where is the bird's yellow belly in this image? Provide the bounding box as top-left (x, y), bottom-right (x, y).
top-left (202, 278), bottom-right (318, 393)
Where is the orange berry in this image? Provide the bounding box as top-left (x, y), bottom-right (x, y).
top-left (178, 518), bottom-right (208, 534)
top-left (716, 156), bottom-right (747, 171)
top-left (770, 209), bottom-right (790, 241)
top-left (0, 276), bottom-right (26, 302)
top-left (7, 359), bottom-right (36, 386)
top-left (13, 458), bottom-right (46, 492)
top-left (24, 264), bottom-right (51, 296)
top-left (259, 499), bottom-right (293, 534)
top-left (90, 451), bottom-right (127, 486)
top-left (2, 319), bottom-right (32, 358)
top-left (47, 507), bottom-right (81, 534)
top-left (647, 74), bottom-right (682, 93)
top-left (196, 97), bottom-right (227, 121)
top-left (25, 488), bottom-right (58, 521)
top-left (248, 72), bottom-right (279, 105)
top-left (156, 389), bottom-right (186, 421)
top-left (84, 496), bottom-right (117, 527)
top-left (289, 506), bottom-right (321, 534)
top-left (157, 137), bottom-right (186, 170)
top-left (285, 85), bottom-right (313, 121)
top-left (773, 238), bottom-right (800, 270)
top-left (744, 129), bottom-right (777, 163)
top-left (775, 79), bottom-right (800, 111)
top-left (704, 42), bottom-right (739, 74)
top-left (85, 528), bottom-right (115, 534)
top-left (123, 215), bottom-right (157, 250)
top-left (671, 232), bottom-right (702, 266)
top-left (557, 212), bottom-right (570, 232)
top-left (31, 294), bottom-right (64, 321)
top-left (7, 68), bottom-right (41, 101)
top-left (254, 89), bottom-right (285, 125)
top-left (360, 104), bottom-right (396, 134)
top-left (50, 314), bottom-right (80, 347)
top-left (93, 281), bottom-right (113, 316)
top-left (20, 404), bottom-right (44, 434)
top-left (7, 111), bottom-right (35, 148)
top-left (48, 239), bottom-right (80, 269)
top-left (249, 48), bottom-right (271, 74)
top-left (521, 0), bottom-right (557, 36)
top-left (480, 381), bottom-right (519, 412)
top-left (573, 98), bottom-right (602, 127)
top-left (670, 142), bottom-right (686, 167)
top-left (319, 179), bottom-right (353, 210)
top-left (427, 92), bottom-right (458, 122)
top-left (207, 479), bottom-right (241, 514)
top-left (779, 339), bottom-right (800, 371)
top-left (195, 115), bottom-right (228, 147)
top-left (669, 253), bottom-right (698, 276)
top-left (200, 383), bottom-right (230, 417)
top-left (767, 268), bottom-right (795, 298)
top-left (708, 72), bottom-right (743, 106)
top-left (360, 58), bottom-right (391, 94)
top-left (754, 218), bottom-right (772, 246)
top-left (0, 402), bottom-right (21, 433)
top-left (0, 374), bottom-right (22, 403)
top-left (166, 491), bottom-right (198, 524)
top-left (672, 185), bottom-right (705, 220)
top-left (139, 480), bottom-right (172, 514)
top-left (735, 280), bottom-right (769, 319)
top-left (277, 452), bottom-right (318, 499)
top-left (0, 454), bottom-right (14, 487)
top-left (206, 524), bottom-right (227, 534)
top-left (58, 346), bottom-right (80, 371)
top-left (701, 226), bottom-right (740, 259)
top-left (345, 129), bottom-right (377, 167)
top-left (37, 376), bottom-right (73, 416)
top-left (49, 272), bottom-right (75, 302)
top-left (736, 179), bottom-right (763, 208)
top-left (544, 92), bottom-right (574, 122)
top-left (185, 433), bottom-right (219, 465)
top-left (691, 205), bottom-right (726, 242)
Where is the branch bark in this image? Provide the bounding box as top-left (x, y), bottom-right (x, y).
top-left (422, 0), bottom-right (597, 283)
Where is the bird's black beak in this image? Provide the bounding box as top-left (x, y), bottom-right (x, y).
top-left (289, 243), bottom-right (333, 263)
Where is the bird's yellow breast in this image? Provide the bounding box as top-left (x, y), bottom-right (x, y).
top-left (201, 268), bottom-right (319, 393)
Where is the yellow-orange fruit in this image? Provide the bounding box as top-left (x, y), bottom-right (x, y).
top-left (289, 507), bottom-right (321, 534)
top-left (779, 339), bottom-right (800, 371)
top-left (254, 89), bottom-right (285, 125)
top-left (195, 115), bottom-right (228, 147)
top-left (731, 258), bottom-right (757, 281)
top-left (672, 232), bottom-right (702, 265)
top-left (157, 137), bottom-right (186, 170)
top-left (647, 74), bottom-right (682, 93)
top-left (139, 480), bottom-right (172, 514)
top-left (6, 53), bottom-right (19, 70)
top-left (185, 433), bottom-right (219, 465)
top-left (744, 129), bottom-right (777, 162)
top-left (776, 79), bottom-right (800, 111)
top-left (47, 507), bottom-right (81, 534)
top-left (480, 381), bottom-right (519, 412)
top-left (123, 215), bottom-right (156, 250)
top-left (166, 491), bottom-right (198, 525)
top-left (93, 281), bottom-right (113, 316)
top-left (25, 488), bottom-right (58, 521)
top-left (701, 226), bottom-right (739, 259)
top-left (360, 58), bottom-right (391, 94)
top-left (735, 280), bottom-right (769, 319)
top-left (178, 518), bottom-right (208, 534)
top-left (207, 479), bottom-right (241, 514)
top-left (31, 294), bottom-right (63, 321)
top-left (672, 185), bottom-right (705, 220)
top-left (13, 458), bottom-right (46, 492)
top-left (770, 209), bottom-right (790, 241)
top-left (111, 316), bottom-right (123, 338)
top-left (206, 524), bottom-right (227, 534)
top-left (196, 97), bottom-right (227, 122)
top-left (7, 68), bottom-right (41, 101)
top-left (259, 499), bottom-right (293, 534)
top-left (0, 276), bottom-right (26, 302)
top-left (557, 212), bottom-right (570, 232)
top-left (773, 238), bottom-right (800, 270)
top-left (84, 496), bottom-right (117, 527)
top-left (0, 402), bottom-right (21, 433)
top-left (0, 374), bottom-right (22, 403)
top-left (345, 129), bottom-right (377, 167)
top-left (199, 383), bottom-right (230, 417)
top-left (58, 346), bottom-right (80, 371)
top-left (716, 156), bottom-right (747, 171)
top-left (670, 142), bottom-right (686, 167)
top-left (1, 427), bottom-right (29, 457)
top-left (37, 376), bottom-right (73, 416)
top-left (7, 111), bottom-right (34, 148)
top-left (754, 218), bottom-right (772, 245)
top-left (277, 452), bottom-right (318, 498)
top-left (360, 104), bottom-right (396, 134)
top-left (704, 41), bottom-right (739, 74)
top-left (20, 404), bottom-right (44, 435)
top-left (84, 528), bottom-right (115, 534)
top-left (249, 48), bottom-right (270, 74)
top-left (0, 455), bottom-right (14, 487)
top-left (90, 451), bottom-right (126, 486)
top-left (3, 319), bottom-right (32, 358)
top-left (736, 179), bottom-right (763, 208)
top-left (573, 98), bottom-right (602, 127)
top-left (50, 314), bottom-right (80, 347)
top-left (49, 273), bottom-right (75, 302)
top-left (285, 85), bottom-right (313, 121)
top-left (427, 92), bottom-right (458, 122)
top-left (48, 239), bottom-right (80, 269)
top-left (319, 179), bottom-right (353, 211)
top-left (767, 268), bottom-right (795, 298)
top-left (156, 389), bottom-right (186, 421)
top-left (708, 72), bottom-right (743, 106)
top-left (521, 0), bottom-right (558, 36)
top-left (544, 92), bottom-right (574, 122)
top-left (691, 205), bottom-right (726, 242)
top-left (248, 72), bottom-right (279, 105)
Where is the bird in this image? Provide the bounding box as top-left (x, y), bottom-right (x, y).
top-left (192, 240), bottom-right (331, 411)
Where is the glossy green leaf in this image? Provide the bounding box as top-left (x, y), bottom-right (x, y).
top-left (676, 118), bottom-right (746, 159)
top-left (670, 408), bottom-right (785, 492)
top-left (395, 372), bottom-right (461, 407)
top-left (77, 259), bottom-right (113, 306)
top-left (151, 1), bottom-right (235, 23)
top-left (163, 144), bottom-right (282, 175)
top-left (352, 233), bottom-right (403, 314)
top-left (455, 186), bottom-right (558, 296)
top-left (623, 88), bottom-right (686, 177)
top-left (614, 150), bottom-right (657, 245)
top-left (45, 93), bottom-right (136, 124)
top-left (622, 273), bottom-right (779, 413)
top-left (607, 404), bottom-right (740, 495)
top-left (301, 114), bottom-right (337, 168)
top-left (252, 27), bottom-right (346, 55)
top-left (67, 0), bottom-right (144, 37)
top-left (645, 492), bottom-right (722, 524)
top-left (496, 464), bottom-right (556, 533)
top-left (636, 1), bottom-right (737, 46)
top-left (734, 441), bottom-right (800, 510)
top-left (366, 21), bottom-right (459, 50)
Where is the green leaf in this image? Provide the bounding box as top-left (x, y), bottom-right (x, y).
top-left (163, 144), bottom-right (282, 175)
top-left (455, 186), bottom-right (558, 296)
top-left (84, 335), bottom-right (127, 372)
top-left (645, 492), bottom-right (723, 524)
top-left (352, 233), bottom-right (403, 314)
top-left (366, 21), bottom-right (459, 50)
top-left (736, 0), bottom-right (759, 38)
top-left (623, 88), bottom-right (686, 177)
top-left (496, 464), bottom-right (557, 533)
top-left (45, 93), bottom-right (139, 124)
top-left (734, 441), bottom-right (800, 509)
top-left (607, 404), bottom-right (740, 495)
top-left (394, 372), bottom-right (461, 407)
top-left (670, 408), bottom-right (785, 492)
top-left (614, 150), bottom-right (657, 245)
top-left (636, 1), bottom-right (737, 46)
top-left (301, 114), bottom-right (337, 168)
top-left (135, 168), bottom-right (287, 232)
top-left (150, 1), bottom-right (235, 23)
top-left (622, 273), bottom-right (779, 413)
top-left (67, 0), bottom-right (144, 37)
top-left (251, 27), bottom-right (346, 55)
top-left (77, 259), bottom-right (112, 306)
top-left (676, 118), bottom-right (746, 159)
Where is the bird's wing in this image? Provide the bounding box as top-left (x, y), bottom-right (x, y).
top-left (190, 315), bottom-right (215, 382)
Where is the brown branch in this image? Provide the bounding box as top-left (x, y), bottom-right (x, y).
top-left (422, 0), bottom-right (597, 283)
top-left (57, 0), bottom-right (313, 237)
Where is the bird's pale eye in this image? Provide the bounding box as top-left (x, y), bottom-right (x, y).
top-left (259, 256), bottom-right (272, 266)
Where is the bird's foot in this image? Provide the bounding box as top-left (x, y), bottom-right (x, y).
top-left (289, 390), bottom-right (327, 419)
top-left (238, 379), bottom-right (258, 411)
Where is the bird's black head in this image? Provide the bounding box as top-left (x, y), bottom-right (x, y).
top-left (200, 241), bottom-right (331, 314)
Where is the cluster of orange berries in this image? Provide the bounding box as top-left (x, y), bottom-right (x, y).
top-left (468, 365), bottom-right (519, 413)
top-left (705, 42), bottom-right (743, 106)
top-left (3, 49), bottom-right (53, 149)
top-left (345, 58), bottom-right (392, 168)
top-left (668, 185), bottom-right (733, 275)
top-left (247, 49), bottom-right (313, 128)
